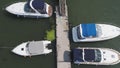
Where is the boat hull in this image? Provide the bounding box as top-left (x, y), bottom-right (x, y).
top-left (72, 24), bottom-right (120, 42)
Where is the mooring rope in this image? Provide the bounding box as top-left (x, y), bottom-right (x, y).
top-left (0, 47), bottom-right (14, 49)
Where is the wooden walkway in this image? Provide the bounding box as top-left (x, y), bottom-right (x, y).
top-left (58, 0), bottom-right (68, 16)
top-left (56, 0), bottom-right (71, 68)
top-left (56, 12), bottom-right (71, 68)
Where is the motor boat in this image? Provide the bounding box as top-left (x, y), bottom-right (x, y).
top-left (72, 47), bottom-right (120, 65)
top-left (5, 0), bottom-right (53, 18)
top-left (72, 23), bottom-right (120, 42)
top-left (12, 40), bottom-right (52, 56)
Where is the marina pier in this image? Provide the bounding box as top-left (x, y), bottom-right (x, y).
top-left (56, 0), bottom-right (71, 68)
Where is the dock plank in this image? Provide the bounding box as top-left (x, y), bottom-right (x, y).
top-left (56, 0), bottom-right (71, 67)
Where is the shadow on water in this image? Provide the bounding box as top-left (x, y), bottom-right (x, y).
top-left (63, 51), bottom-right (71, 62)
top-left (51, 40), bottom-right (57, 68)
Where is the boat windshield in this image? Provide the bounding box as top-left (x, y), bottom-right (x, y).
top-left (26, 42), bottom-right (30, 48)
top-left (94, 49), bottom-right (101, 62)
top-left (24, 3), bottom-right (36, 13)
top-left (77, 26), bottom-right (84, 39)
top-left (26, 42), bottom-right (32, 54)
top-left (96, 25), bottom-right (102, 36)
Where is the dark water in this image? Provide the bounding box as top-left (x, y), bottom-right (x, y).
top-left (67, 0), bottom-right (120, 68)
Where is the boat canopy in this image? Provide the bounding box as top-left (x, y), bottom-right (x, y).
top-left (81, 24), bottom-right (97, 37)
top-left (73, 49), bottom-right (99, 62)
top-left (84, 49), bottom-right (95, 62)
top-left (73, 49), bottom-right (84, 62)
top-left (31, 0), bottom-right (45, 10)
top-left (27, 41), bottom-right (45, 55)
top-left (26, 0), bottom-right (47, 14)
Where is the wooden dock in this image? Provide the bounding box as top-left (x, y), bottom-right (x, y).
top-left (56, 0), bottom-right (71, 68)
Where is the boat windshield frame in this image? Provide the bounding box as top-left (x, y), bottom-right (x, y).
top-left (94, 49), bottom-right (101, 62)
top-left (24, 3), bottom-right (36, 13)
top-left (77, 26), bottom-right (85, 39)
top-left (26, 42), bottom-right (32, 55)
top-left (96, 25), bottom-right (102, 37)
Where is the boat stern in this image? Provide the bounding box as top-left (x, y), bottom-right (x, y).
top-left (46, 3), bottom-right (53, 17)
top-left (43, 40), bottom-right (52, 54)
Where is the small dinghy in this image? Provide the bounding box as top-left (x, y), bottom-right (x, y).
top-left (72, 47), bottom-right (120, 65)
top-left (12, 40), bottom-right (52, 56)
top-left (5, 0), bottom-right (53, 18)
top-left (72, 23), bottom-right (120, 42)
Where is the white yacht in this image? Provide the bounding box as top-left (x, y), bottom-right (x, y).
top-left (6, 0), bottom-right (53, 18)
top-left (72, 47), bottom-right (120, 65)
top-left (72, 23), bottom-right (120, 42)
top-left (12, 40), bottom-right (52, 56)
